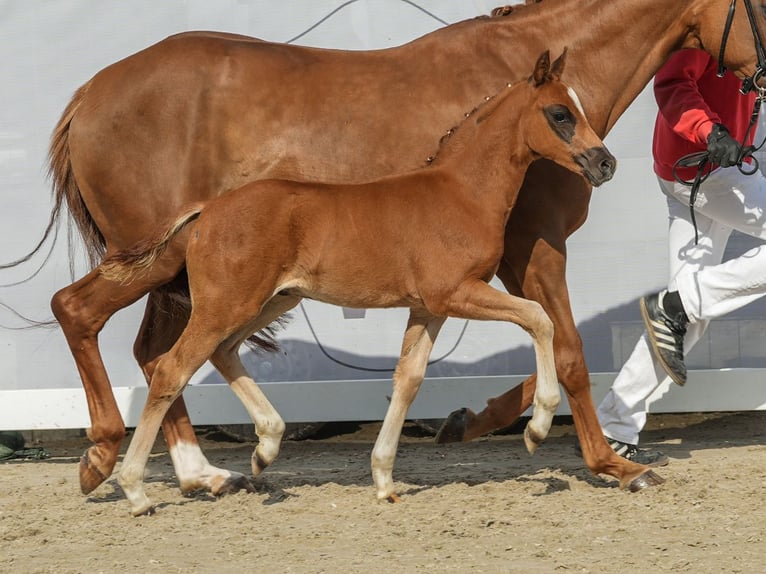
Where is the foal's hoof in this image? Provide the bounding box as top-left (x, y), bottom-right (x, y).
top-left (523, 426), bottom-right (544, 455)
top-left (212, 473), bottom-right (257, 497)
top-left (132, 505), bottom-right (157, 518)
top-left (79, 450), bottom-right (111, 495)
top-left (435, 408), bottom-right (473, 443)
top-left (627, 469), bottom-right (665, 492)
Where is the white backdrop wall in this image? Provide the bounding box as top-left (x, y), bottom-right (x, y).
top-left (1, 1), bottom-right (765, 430)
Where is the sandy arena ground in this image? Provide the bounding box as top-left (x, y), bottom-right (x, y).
top-left (1, 411), bottom-right (765, 573)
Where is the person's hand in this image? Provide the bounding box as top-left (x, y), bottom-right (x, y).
top-left (706, 123), bottom-right (741, 167)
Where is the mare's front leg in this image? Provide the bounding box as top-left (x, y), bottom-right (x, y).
top-left (50, 256), bottom-right (184, 494)
top-left (372, 310), bottom-right (446, 502)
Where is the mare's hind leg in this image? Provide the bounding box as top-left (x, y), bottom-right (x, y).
top-left (209, 295), bottom-right (301, 479)
top-left (134, 288), bottom-right (253, 496)
top-left (439, 278), bottom-right (560, 453)
top-left (50, 253), bottom-right (185, 494)
top-left (371, 310), bottom-right (446, 502)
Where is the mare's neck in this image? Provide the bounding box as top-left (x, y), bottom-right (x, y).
top-left (468, 0), bottom-right (701, 135)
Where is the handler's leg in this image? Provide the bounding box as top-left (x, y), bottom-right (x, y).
top-left (599, 181), bottom-right (732, 444)
top-left (666, 168), bottom-right (766, 318)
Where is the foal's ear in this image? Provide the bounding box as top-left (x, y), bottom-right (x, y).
top-left (550, 47), bottom-right (568, 80)
top-left (532, 50), bottom-right (551, 86)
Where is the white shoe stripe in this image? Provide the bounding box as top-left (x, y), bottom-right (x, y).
top-left (655, 341), bottom-right (677, 352)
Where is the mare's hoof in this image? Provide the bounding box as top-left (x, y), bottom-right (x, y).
top-left (214, 473), bottom-right (257, 496)
top-left (628, 469), bottom-right (665, 492)
top-left (79, 450), bottom-right (110, 495)
top-left (434, 408), bottom-right (472, 444)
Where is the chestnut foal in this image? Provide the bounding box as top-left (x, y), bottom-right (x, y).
top-left (101, 50), bottom-right (615, 516)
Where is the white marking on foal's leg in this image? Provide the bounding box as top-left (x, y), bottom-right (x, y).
top-left (371, 402), bottom-right (407, 501)
top-left (523, 302), bottom-right (561, 453)
top-left (371, 314), bottom-right (443, 502)
top-left (169, 441), bottom-right (244, 494)
top-left (228, 376), bottom-right (285, 476)
top-left (118, 406), bottom-right (167, 516)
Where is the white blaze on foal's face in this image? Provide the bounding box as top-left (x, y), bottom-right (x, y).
top-left (566, 85), bottom-right (586, 117)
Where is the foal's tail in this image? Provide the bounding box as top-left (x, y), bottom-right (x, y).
top-left (99, 205), bottom-right (204, 284)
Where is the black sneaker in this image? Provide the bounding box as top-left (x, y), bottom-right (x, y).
top-left (605, 437), bottom-right (669, 467)
top-left (574, 437), bottom-right (669, 467)
top-left (640, 290), bottom-right (688, 386)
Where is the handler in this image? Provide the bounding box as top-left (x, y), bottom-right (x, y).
top-left (595, 48), bottom-right (766, 465)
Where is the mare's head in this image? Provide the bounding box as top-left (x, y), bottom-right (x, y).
top-left (696, 0), bottom-right (766, 90)
top-left (519, 50), bottom-right (616, 187)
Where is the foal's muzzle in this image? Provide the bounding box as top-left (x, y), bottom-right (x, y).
top-left (575, 147), bottom-right (617, 187)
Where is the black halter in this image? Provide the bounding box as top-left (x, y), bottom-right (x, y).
top-left (717, 0), bottom-right (766, 93)
top-left (675, 0), bottom-right (766, 244)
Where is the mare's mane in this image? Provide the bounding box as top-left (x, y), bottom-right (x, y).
top-left (488, 1), bottom-right (543, 19)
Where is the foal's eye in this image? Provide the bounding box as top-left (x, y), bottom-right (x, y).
top-left (552, 111), bottom-right (568, 123)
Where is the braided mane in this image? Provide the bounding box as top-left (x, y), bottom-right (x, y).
top-left (490, 0), bottom-right (543, 18)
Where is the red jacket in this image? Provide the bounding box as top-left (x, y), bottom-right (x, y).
top-left (652, 49), bottom-right (756, 181)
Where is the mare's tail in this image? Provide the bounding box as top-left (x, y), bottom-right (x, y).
top-left (99, 206), bottom-right (203, 284)
top-left (2, 80), bottom-right (103, 274)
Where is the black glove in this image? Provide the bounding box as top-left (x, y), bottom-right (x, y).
top-left (706, 123), bottom-right (741, 167)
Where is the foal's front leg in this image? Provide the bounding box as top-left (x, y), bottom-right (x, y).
top-left (371, 310), bottom-right (446, 502)
top-left (441, 278), bottom-right (561, 452)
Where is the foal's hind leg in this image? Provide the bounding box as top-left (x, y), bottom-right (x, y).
top-left (209, 295), bottom-right (301, 480)
top-left (135, 289), bottom-right (253, 496)
top-left (438, 278), bottom-right (561, 453)
top-left (371, 310), bottom-right (446, 502)
top-left (119, 326), bottom-right (221, 516)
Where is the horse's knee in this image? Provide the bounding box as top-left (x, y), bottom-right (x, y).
top-left (529, 302), bottom-right (554, 341)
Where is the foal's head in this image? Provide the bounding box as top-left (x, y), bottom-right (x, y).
top-left (519, 50), bottom-right (616, 187)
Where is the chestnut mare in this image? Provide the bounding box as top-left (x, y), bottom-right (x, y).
top-left (99, 50), bottom-right (615, 515)
top-left (38, 0), bottom-right (766, 497)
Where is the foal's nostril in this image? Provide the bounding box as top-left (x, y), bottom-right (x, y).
top-left (599, 153), bottom-right (616, 177)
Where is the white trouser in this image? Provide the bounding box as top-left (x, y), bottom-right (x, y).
top-left (598, 167), bottom-right (766, 445)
